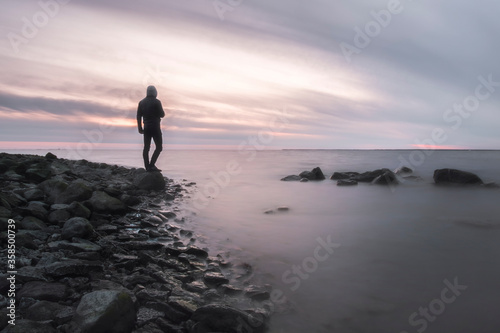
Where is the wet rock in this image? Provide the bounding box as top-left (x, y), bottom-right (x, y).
top-left (45, 152), bottom-right (57, 160)
top-left (185, 246), bottom-right (209, 259)
top-left (185, 280), bottom-right (209, 294)
top-left (337, 179), bottom-right (358, 186)
top-left (433, 168), bottom-right (483, 185)
top-left (305, 167), bottom-right (326, 180)
top-left (17, 281), bottom-right (67, 302)
top-left (88, 191), bottom-right (126, 214)
top-left (61, 217), bottom-right (93, 240)
top-left (168, 296), bottom-right (199, 315)
top-left (20, 216), bottom-right (47, 230)
top-left (73, 290), bottom-right (136, 333)
top-left (280, 175), bottom-right (301, 181)
top-left (203, 272), bottom-right (229, 287)
top-left (354, 168), bottom-right (394, 183)
top-left (372, 169), bottom-right (399, 186)
top-left (221, 284), bottom-right (243, 296)
top-left (395, 166), bottom-right (413, 175)
top-left (331, 171), bottom-right (360, 180)
top-left (133, 172), bottom-right (166, 191)
top-left (245, 285), bottom-right (270, 301)
top-left (16, 266), bottom-right (46, 283)
top-left (0, 207), bottom-right (10, 218)
top-left (190, 304), bottom-right (267, 333)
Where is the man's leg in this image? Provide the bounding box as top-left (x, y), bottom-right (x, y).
top-left (143, 131), bottom-right (153, 170)
top-left (150, 128), bottom-right (163, 169)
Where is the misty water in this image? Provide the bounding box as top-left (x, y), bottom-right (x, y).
top-left (11, 149), bottom-right (500, 332)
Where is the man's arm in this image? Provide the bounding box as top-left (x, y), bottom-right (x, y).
top-left (137, 104), bottom-right (144, 134)
top-left (158, 100), bottom-right (165, 118)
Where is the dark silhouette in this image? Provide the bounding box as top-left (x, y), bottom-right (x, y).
top-left (137, 85), bottom-right (165, 172)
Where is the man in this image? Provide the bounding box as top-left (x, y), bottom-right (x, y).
top-left (137, 85), bottom-right (165, 172)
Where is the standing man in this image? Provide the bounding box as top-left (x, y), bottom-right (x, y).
top-left (137, 85), bottom-right (165, 172)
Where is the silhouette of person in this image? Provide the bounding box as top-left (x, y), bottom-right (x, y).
top-left (137, 85), bottom-right (165, 172)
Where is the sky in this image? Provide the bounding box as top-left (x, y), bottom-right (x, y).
top-left (1, 0), bottom-right (499, 152)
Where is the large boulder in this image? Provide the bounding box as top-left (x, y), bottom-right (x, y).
top-left (372, 169), bottom-right (399, 186)
top-left (133, 172), bottom-right (166, 191)
top-left (433, 168), bottom-right (483, 185)
top-left (88, 191), bottom-right (126, 214)
top-left (73, 290), bottom-right (136, 333)
top-left (353, 168), bottom-right (393, 183)
top-left (61, 217), bottom-right (93, 240)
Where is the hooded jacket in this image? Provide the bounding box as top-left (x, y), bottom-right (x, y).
top-left (137, 86), bottom-right (165, 130)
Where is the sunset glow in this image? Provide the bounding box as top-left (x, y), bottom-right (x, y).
top-left (1, 1), bottom-right (499, 151)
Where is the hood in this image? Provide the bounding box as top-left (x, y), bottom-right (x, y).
top-left (146, 85), bottom-right (157, 98)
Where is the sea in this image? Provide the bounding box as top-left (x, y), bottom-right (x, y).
top-left (5, 149), bottom-right (500, 333)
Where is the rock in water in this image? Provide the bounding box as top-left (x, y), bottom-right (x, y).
top-left (281, 175), bottom-right (301, 181)
top-left (299, 167), bottom-right (326, 180)
top-left (133, 171), bottom-right (166, 190)
top-left (372, 170), bottom-right (399, 185)
top-left (73, 290), bottom-right (136, 333)
top-left (433, 168), bottom-right (483, 185)
top-left (190, 304), bottom-right (267, 333)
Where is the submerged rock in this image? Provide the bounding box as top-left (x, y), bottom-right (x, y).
top-left (433, 168), bottom-right (483, 185)
top-left (190, 304), bottom-right (267, 333)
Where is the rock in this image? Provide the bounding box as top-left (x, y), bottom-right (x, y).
top-left (45, 152), bottom-right (58, 160)
top-left (331, 172), bottom-right (360, 180)
top-left (136, 307), bottom-right (165, 327)
top-left (299, 167), bottom-right (325, 181)
top-left (433, 168), bottom-right (483, 185)
top-left (37, 178), bottom-right (68, 204)
top-left (277, 206), bottom-right (289, 212)
top-left (203, 272), bottom-right (229, 286)
top-left (245, 285), bottom-right (270, 301)
top-left (44, 260), bottom-right (103, 277)
top-left (337, 180), bottom-right (358, 186)
top-left (59, 181), bottom-right (93, 204)
top-left (25, 300), bottom-right (74, 325)
top-left (0, 207), bottom-right (11, 218)
top-left (394, 166), bottom-right (413, 175)
top-left (17, 281), bottom-right (67, 302)
top-left (20, 216), bottom-right (47, 230)
top-left (190, 304), bottom-right (267, 333)
top-left (61, 217), bottom-right (94, 240)
top-left (372, 170), bottom-right (399, 185)
top-left (120, 194), bottom-right (141, 206)
top-left (133, 172), bottom-right (166, 191)
top-left (57, 239), bottom-right (102, 252)
top-left (0, 319), bottom-right (57, 333)
top-left (23, 188), bottom-right (45, 201)
top-left (73, 290), bottom-right (136, 333)
top-left (25, 167), bottom-right (52, 183)
top-left (14, 231), bottom-right (38, 249)
top-left (48, 208), bottom-right (71, 226)
top-left (185, 246), bottom-right (209, 258)
top-left (24, 201), bottom-right (49, 220)
top-left (280, 175), bottom-right (301, 181)
top-left (69, 201), bottom-right (91, 219)
top-left (88, 191), bottom-right (126, 214)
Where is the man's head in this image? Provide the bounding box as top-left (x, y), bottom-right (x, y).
top-left (146, 85), bottom-right (157, 98)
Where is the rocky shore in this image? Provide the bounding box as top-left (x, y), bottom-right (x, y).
top-left (0, 153), bottom-right (270, 333)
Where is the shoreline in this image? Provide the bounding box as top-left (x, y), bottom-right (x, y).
top-left (0, 152), bottom-right (270, 333)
